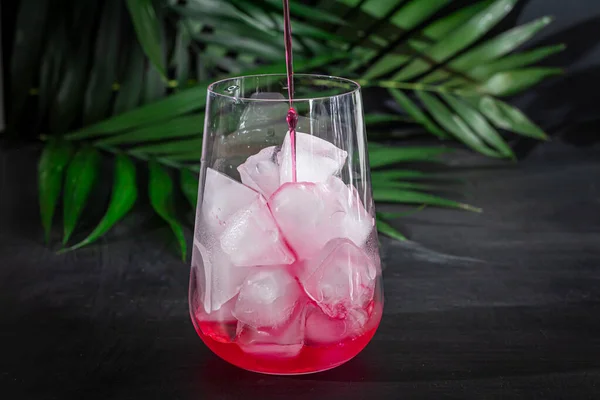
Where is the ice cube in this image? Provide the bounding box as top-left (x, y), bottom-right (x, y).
top-left (233, 267), bottom-right (302, 328)
top-left (201, 167), bottom-right (258, 234)
top-left (220, 196), bottom-right (295, 267)
top-left (196, 295), bottom-right (238, 324)
top-left (237, 146), bottom-right (281, 198)
top-left (279, 131), bottom-right (348, 184)
top-left (300, 238), bottom-right (376, 319)
top-left (191, 240), bottom-right (207, 309)
top-left (236, 304), bottom-right (306, 358)
top-left (305, 306), bottom-right (368, 344)
top-left (194, 238), bottom-right (254, 313)
top-left (269, 177), bottom-right (374, 259)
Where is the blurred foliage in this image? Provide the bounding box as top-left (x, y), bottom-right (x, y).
top-left (5, 0), bottom-right (563, 258)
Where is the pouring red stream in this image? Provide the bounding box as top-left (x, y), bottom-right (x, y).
top-left (282, 0), bottom-right (297, 183)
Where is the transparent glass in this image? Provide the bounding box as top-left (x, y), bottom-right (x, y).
top-left (189, 74), bottom-right (383, 375)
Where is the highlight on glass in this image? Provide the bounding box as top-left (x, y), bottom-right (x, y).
top-left (189, 74), bottom-right (383, 375)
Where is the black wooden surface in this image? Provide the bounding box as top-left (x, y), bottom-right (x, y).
top-left (1, 136), bottom-right (600, 399)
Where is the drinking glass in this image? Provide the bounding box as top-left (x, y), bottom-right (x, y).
top-left (189, 74), bottom-right (383, 375)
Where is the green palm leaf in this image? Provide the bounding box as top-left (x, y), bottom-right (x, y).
top-left (38, 19), bottom-right (68, 129)
top-left (260, 0), bottom-right (347, 25)
top-left (371, 170), bottom-right (459, 182)
top-left (468, 44), bottom-right (566, 80)
top-left (476, 68), bottom-right (563, 97)
top-left (361, 1), bottom-right (493, 79)
top-left (113, 39), bottom-right (146, 115)
top-left (10, 0), bottom-right (51, 125)
top-left (171, 23), bottom-right (192, 90)
top-left (373, 180), bottom-right (452, 192)
top-left (392, 0), bottom-right (518, 81)
top-left (365, 113), bottom-right (412, 125)
top-left (373, 189), bottom-right (480, 212)
top-left (369, 146), bottom-right (450, 169)
top-left (417, 92), bottom-right (501, 158)
top-left (180, 169), bottom-right (200, 210)
top-left (38, 141), bottom-right (74, 243)
top-left (148, 161), bottom-right (187, 261)
top-left (470, 95), bottom-right (548, 139)
top-left (349, 0), bottom-right (559, 155)
top-left (132, 138), bottom-right (203, 155)
top-left (61, 154), bottom-right (138, 252)
top-left (126, 0), bottom-right (167, 78)
top-left (62, 147), bottom-right (102, 244)
top-left (375, 215), bottom-right (407, 242)
top-left (388, 89), bottom-right (448, 139)
top-left (83, 1), bottom-right (123, 125)
top-left (95, 115), bottom-right (204, 146)
top-left (441, 93), bottom-right (514, 158)
top-left (420, 16), bottom-right (554, 84)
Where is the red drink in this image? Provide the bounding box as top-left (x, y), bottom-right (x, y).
top-left (194, 321), bottom-right (379, 375)
top-left (192, 265), bottom-right (383, 374)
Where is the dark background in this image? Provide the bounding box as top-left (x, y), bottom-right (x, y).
top-left (2, 1), bottom-right (600, 399)
top-left (512, 0), bottom-right (600, 135)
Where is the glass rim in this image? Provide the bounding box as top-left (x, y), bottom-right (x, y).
top-left (207, 73), bottom-right (361, 102)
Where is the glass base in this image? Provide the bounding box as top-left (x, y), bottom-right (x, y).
top-left (194, 320), bottom-right (380, 375)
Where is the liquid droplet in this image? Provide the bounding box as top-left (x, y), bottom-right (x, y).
top-left (286, 108), bottom-right (298, 131)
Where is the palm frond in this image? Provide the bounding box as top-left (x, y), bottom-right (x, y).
top-left (126, 0), bottom-right (167, 78)
top-left (5, 0), bottom-right (563, 257)
top-left (338, 0), bottom-right (563, 152)
top-left (59, 154), bottom-right (138, 253)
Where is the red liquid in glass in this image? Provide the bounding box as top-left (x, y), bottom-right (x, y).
top-left (194, 300), bottom-right (382, 375)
